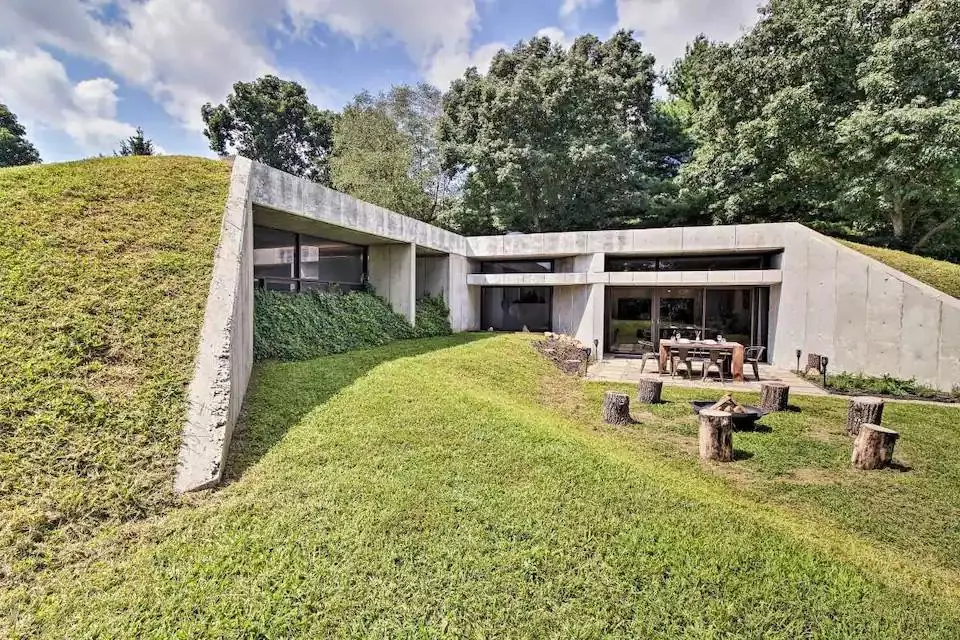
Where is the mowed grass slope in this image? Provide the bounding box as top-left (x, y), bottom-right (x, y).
top-left (7, 335), bottom-right (960, 637)
top-left (841, 239), bottom-right (960, 299)
top-left (0, 157), bottom-right (230, 582)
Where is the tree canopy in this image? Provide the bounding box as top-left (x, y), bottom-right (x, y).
top-left (0, 104), bottom-right (41, 167)
top-left (439, 31), bottom-right (692, 234)
top-left (672, 0), bottom-right (960, 258)
top-left (201, 75), bottom-right (334, 183)
top-left (115, 127), bottom-right (156, 157)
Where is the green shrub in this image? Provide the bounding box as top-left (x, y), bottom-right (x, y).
top-left (811, 371), bottom-right (960, 401)
top-left (414, 294), bottom-right (453, 338)
top-left (254, 290), bottom-right (454, 361)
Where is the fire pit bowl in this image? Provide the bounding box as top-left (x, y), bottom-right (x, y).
top-left (690, 401), bottom-right (767, 430)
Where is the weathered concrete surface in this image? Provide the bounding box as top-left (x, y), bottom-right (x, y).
top-left (369, 243), bottom-right (416, 324)
top-left (174, 157), bottom-right (255, 493)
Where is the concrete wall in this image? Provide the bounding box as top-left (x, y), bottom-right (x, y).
top-left (174, 157), bottom-right (255, 493)
top-left (772, 224), bottom-right (960, 389)
top-left (369, 243), bottom-right (416, 324)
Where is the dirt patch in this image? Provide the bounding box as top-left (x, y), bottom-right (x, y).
top-left (533, 334), bottom-right (592, 376)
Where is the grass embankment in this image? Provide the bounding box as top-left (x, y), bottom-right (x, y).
top-left (842, 239), bottom-right (960, 298)
top-left (7, 335), bottom-right (960, 637)
top-left (0, 157), bottom-right (230, 582)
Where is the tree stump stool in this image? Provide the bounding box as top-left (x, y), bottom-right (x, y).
top-left (846, 396), bottom-right (884, 436)
top-left (698, 409), bottom-right (734, 462)
top-left (803, 353), bottom-right (823, 376)
top-left (759, 382), bottom-right (790, 413)
top-left (602, 391), bottom-right (633, 425)
top-left (851, 423), bottom-right (900, 470)
top-left (636, 379), bottom-right (663, 404)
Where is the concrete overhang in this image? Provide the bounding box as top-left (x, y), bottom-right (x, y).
top-left (466, 270), bottom-right (782, 287)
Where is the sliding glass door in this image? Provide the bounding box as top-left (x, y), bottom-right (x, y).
top-left (605, 286), bottom-right (769, 357)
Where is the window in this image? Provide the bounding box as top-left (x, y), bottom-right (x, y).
top-left (254, 225), bottom-right (365, 292)
top-left (480, 287), bottom-right (552, 331)
top-left (605, 253), bottom-right (775, 272)
top-left (480, 260), bottom-right (553, 274)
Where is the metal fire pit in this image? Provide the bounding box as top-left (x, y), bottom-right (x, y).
top-left (690, 401), bottom-right (767, 430)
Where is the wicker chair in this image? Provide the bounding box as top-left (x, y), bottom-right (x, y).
top-left (745, 346), bottom-right (766, 381)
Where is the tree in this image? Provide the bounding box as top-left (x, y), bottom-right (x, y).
top-left (439, 31), bottom-right (666, 234)
top-left (201, 75), bottom-right (334, 183)
top-left (0, 103), bottom-right (41, 167)
top-left (115, 127), bottom-right (155, 156)
top-left (379, 83), bottom-right (456, 223)
top-left (330, 92), bottom-right (430, 218)
top-left (672, 0), bottom-right (960, 259)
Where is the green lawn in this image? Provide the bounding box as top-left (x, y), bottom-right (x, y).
top-left (6, 334), bottom-right (960, 637)
top-left (842, 239), bottom-right (960, 299)
top-left (0, 156), bottom-right (230, 584)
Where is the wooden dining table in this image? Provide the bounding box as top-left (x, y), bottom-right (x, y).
top-left (658, 340), bottom-right (746, 382)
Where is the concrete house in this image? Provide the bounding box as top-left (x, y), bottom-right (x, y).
top-left (175, 158), bottom-right (960, 492)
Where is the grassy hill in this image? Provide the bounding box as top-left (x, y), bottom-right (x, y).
top-left (6, 335), bottom-right (960, 637)
top-left (0, 156), bottom-right (231, 583)
top-left (841, 239), bottom-right (960, 299)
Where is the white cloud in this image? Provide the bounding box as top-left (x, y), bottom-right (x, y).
top-left (536, 27), bottom-right (574, 49)
top-left (0, 48), bottom-right (135, 151)
top-left (425, 40), bottom-right (506, 89)
top-left (615, 0), bottom-right (762, 69)
top-left (560, 0), bottom-right (601, 19)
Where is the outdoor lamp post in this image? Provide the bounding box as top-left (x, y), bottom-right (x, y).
top-left (593, 338), bottom-right (599, 361)
top-left (820, 355), bottom-right (829, 387)
top-left (795, 349), bottom-right (802, 374)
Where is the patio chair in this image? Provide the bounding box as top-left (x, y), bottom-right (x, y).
top-left (637, 340), bottom-right (661, 374)
top-left (701, 350), bottom-right (727, 383)
top-left (745, 346), bottom-right (766, 381)
top-left (671, 347), bottom-right (696, 379)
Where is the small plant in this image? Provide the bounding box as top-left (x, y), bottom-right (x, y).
top-left (808, 371), bottom-right (959, 402)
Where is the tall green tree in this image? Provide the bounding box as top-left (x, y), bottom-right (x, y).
top-left (440, 31), bottom-right (669, 234)
top-left (330, 93), bottom-right (429, 218)
top-left (673, 0), bottom-right (960, 258)
top-left (0, 104), bottom-right (41, 167)
top-left (201, 75), bottom-right (334, 183)
top-left (115, 127), bottom-right (155, 156)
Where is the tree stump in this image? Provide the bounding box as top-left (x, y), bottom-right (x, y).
top-left (759, 382), bottom-right (790, 413)
top-left (846, 396), bottom-right (884, 436)
top-left (851, 423), bottom-right (900, 470)
top-left (698, 409), bottom-right (734, 462)
top-left (803, 353), bottom-right (823, 376)
top-left (602, 391), bottom-right (633, 425)
top-left (636, 379), bottom-right (663, 404)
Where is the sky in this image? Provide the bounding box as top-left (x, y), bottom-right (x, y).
top-left (0, 0), bottom-right (762, 163)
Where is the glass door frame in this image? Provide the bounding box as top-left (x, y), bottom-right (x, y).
top-left (604, 286), bottom-right (769, 358)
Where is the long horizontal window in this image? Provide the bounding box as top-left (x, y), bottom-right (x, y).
top-left (253, 225), bottom-right (365, 292)
top-left (480, 260), bottom-right (553, 274)
top-left (606, 253), bottom-right (777, 272)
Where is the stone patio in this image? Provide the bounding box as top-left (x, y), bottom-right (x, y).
top-left (586, 357), bottom-right (827, 396)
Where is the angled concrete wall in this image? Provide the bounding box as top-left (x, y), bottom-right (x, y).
top-left (773, 224), bottom-right (960, 389)
top-left (174, 157), bottom-right (255, 493)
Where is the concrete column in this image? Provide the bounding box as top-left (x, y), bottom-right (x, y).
top-left (368, 242), bottom-right (416, 324)
top-left (447, 254), bottom-right (479, 332)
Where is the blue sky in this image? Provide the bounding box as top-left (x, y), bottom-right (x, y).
top-left (0, 0), bottom-right (760, 163)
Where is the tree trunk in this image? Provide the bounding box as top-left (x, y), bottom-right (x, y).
top-left (803, 353), bottom-right (823, 376)
top-left (759, 382), bottom-right (789, 413)
top-left (636, 379), bottom-right (663, 404)
top-left (851, 424), bottom-right (900, 470)
top-left (698, 409), bottom-right (734, 462)
top-left (602, 391), bottom-right (633, 425)
top-left (846, 397), bottom-right (884, 436)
